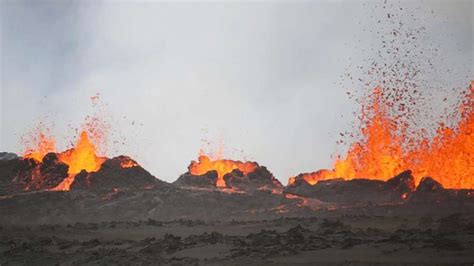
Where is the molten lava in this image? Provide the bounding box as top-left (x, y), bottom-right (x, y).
top-left (288, 169), bottom-right (334, 186)
top-left (58, 131), bottom-right (105, 175)
top-left (52, 131), bottom-right (106, 191)
top-left (188, 154), bottom-right (257, 187)
top-left (295, 82), bottom-right (474, 189)
top-left (410, 81), bottom-right (474, 188)
top-left (119, 157), bottom-right (138, 168)
top-left (330, 86), bottom-right (407, 181)
top-left (23, 130), bottom-right (56, 162)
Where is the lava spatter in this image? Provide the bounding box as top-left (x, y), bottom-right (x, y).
top-left (188, 154), bottom-right (258, 187)
top-left (22, 125), bottom-right (56, 162)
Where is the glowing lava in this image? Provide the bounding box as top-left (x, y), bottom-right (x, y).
top-left (331, 86), bottom-right (407, 182)
top-left (188, 154), bottom-right (257, 187)
top-left (294, 82), bottom-right (474, 189)
top-left (288, 169), bottom-right (334, 186)
top-left (58, 131), bottom-right (105, 175)
top-left (52, 131), bottom-right (106, 191)
top-left (119, 157), bottom-right (138, 168)
top-left (23, 129), bottom-right (56, 162)
top-left (410, 81), bottom-right (474, 188)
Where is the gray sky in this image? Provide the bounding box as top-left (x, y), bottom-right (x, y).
top-left (1, 0), bottom-right (472, 183)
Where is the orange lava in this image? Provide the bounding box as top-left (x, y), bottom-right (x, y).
top-left (330, 86), bottom-right (407, 181)
top-left (188, 154), bottom-right (257, 187)
top-left (288, 169), bottom-right (334, 186)
top-left (410, 81), bottom-right (474, 188)
top-left (52, 131), bottom-right (106, 191)
top-left (296, 82), bottom-right (473, 189)
top-left (23, 130), bottom-right (56, 162)
top-left (119, 157), bottom-right (138, 168)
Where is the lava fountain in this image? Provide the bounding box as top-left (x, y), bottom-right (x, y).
top-left (291, 81), bottom-right (473, 189)
top-left (52, 131), bottom-right (106, 191)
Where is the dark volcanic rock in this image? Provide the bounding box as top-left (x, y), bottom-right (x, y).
top-left (174, 171), bottom-right (218, 188)
top-left (284, 174), bottom-right (328, 196)
top-left (71, 155), bottom-right (166, 192)
top-left (174, 165), bottom-right (283, 193)
top-left (33, 153), bottom-right (69, 189)
top-left (15, 153), bottom-right (70, 191)
top-left (0, 157), bottom-right (42, 195)
top-left (224, 166), bottom-right (283, 192)
top-left (285, 170), bottom-right (415, 205)
top-left (386, 170), bottom-right (416, 193)
top-left (409, 177), bottom-right (474, 206)
top-left (1, 153), bottom-right (68, 193)
top-left (416, 176), bottom-right (444, 192)
top-left (285, 178), bottom-right (386, 204)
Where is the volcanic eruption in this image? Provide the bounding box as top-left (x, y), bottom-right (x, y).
top-left (1, 2), bottom-right (473, 265)
top-left (289, 81), bottom-right (473, 190)
top-left (19, 128), bottom-right (106, 191)
top-left (287, 2), bottom-right (473, 190)
top-left (9, 94), bottom-right (162, 193)
top-left (14, 125), bottom-right (163, 193)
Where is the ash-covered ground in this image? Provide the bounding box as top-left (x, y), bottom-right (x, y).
top-left (0, 152), bottom-right (473, 265)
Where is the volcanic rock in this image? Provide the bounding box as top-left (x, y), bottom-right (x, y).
top-left (284, 170), bottom-right (415, 205)
top-left (409, 176), bottom-right (474, 206)
top-left (285, 178), bottom-right (385, 204)
top-left (174, 170), bottom-right (218, 188)
top-left (385, 170), bottom-right (416, 193)
top-left (70, 155), bottom-right (166, 192)
top-left (284, 173), bottom-right (324, 196)
top-left (0, 153), bottom-right (69, 193)
top-left (174, 165), bottom-right (283, 193)
top-left (0, 156), bottom-right (31, 195)
top-left (416, 176), bottom-right (444, 192)
top-left (0, 155), bottom-right (58, 195)
top-left (224, 166), bottom-right (283, 192)
top-left (33, 153), bottom-right (69, 190)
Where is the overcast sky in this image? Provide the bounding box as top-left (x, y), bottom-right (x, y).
top-left (1, 0), bottom-right (472, 183)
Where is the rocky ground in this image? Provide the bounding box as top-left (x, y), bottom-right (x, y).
top-left (1, 212), bottom-right (473, 265)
